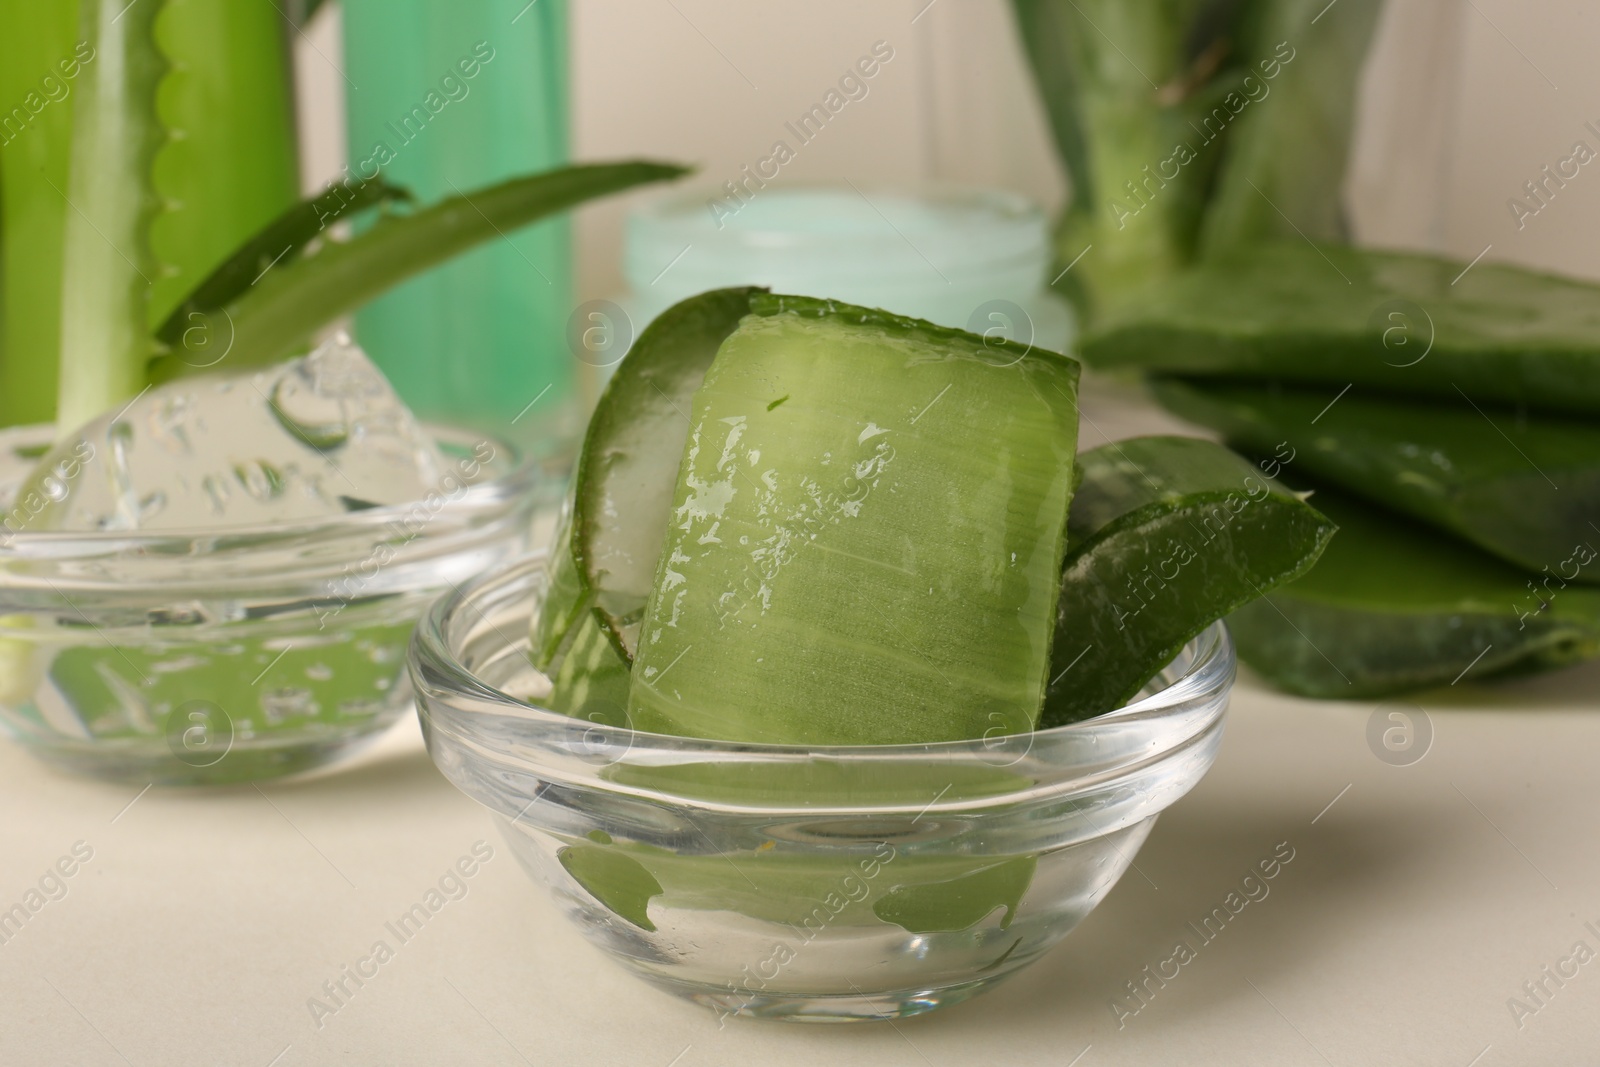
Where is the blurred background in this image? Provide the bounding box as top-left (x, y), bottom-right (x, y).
top-left (291, 0), bottom-right (1599, 298)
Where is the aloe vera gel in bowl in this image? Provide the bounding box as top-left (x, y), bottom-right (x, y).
top-left (0, 335), bottom-right (543, 784)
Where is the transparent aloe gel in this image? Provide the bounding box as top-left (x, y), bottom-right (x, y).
top-left (0, 337), bottom-right (528, 783)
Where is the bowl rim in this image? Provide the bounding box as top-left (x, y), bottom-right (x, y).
top-left (413, 550), bottom-right (1237, 760)
top-left (0, 422), bottom-right (543, 570)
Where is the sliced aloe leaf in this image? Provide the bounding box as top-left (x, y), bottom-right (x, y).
top-left (543, 613), bottom-right (630, 726)
top-left (529, 494), bottom-right (592, 672)
top-left (576, 287), bottom-right (759, 657)
top-left (146, 161), bottom-right (688, 383)
top-left (1152, 378), bottom-right (1600, 579)
top-left (627, 294), bottom-right (1081, 745)
top-left (558, 833), bottom-right (662, 931)
top-left (530, 287), bottom-right (756, 674)
top-left (154, 177), bottom-right (410, 348)
top-left (1229, 483), bottom-right (1600, 699)
top-left (1041, 435), bottom-right (1334, 727)
top-left (872, 855), bottom-right (1035, 934)
top-left (1081, 242), bottom-right (1600, 416)
top-left (561, 760), bottom-right (1039, 935)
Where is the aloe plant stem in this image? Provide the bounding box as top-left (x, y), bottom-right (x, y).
top-left (0, 1), bottom-right (80, 426)
top-left (55, 0), bottom-right (167, 433)
top-left (147, 0), bottom-right (301, 328)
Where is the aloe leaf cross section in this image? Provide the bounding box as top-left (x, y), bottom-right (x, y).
top-left (624, 294), bottom-right (1081, 745)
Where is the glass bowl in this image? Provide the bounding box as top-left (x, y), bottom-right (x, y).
top-left (412, 554), bottom-right (1235, 1023)
top-left (0, 423), bottom-right (550, 785)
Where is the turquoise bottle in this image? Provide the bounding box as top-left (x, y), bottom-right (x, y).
top-left (341, 0), bottom-right (572, 442)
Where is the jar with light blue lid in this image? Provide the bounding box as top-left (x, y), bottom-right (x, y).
top-left (622, 185), bottom-right (1072, 357)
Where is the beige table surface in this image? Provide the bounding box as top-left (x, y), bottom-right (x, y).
top-left (3, 382), bottom-right (1597, 1066)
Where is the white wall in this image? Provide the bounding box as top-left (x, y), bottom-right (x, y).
top-left (298, 0), bottom-right (1600, 298)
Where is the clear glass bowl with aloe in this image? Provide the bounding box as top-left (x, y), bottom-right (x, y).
top-left (412, 288), bottom-right (1335, 1020)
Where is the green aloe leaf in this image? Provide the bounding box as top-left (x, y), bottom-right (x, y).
top-left (1042, 435), bottom-right (1334, 727)
top-left (55, 0), bottom-right (168, 433)
top-left (1229, 483), bottom-right (1600, 699)
top-left (532, 288), bottom-right (756, 671)
top-left (153, 177), bottom-right (410, 349)
top-left (0, 1), bottom-right (82, 426)
top-left (146, 161), bottom-right (688, 384)
top-left (147, 0), bottom-right (302, 329)
top-left (626, 294), bottom-right (1080, 745)
top-left (1198, 0), bottom-right (1382, 257)
top-left (1009, 0), bottom-right (1231, 317)
top-left (1152, 378), bottom-right (1600, 579)
top-left (1080, 242), bottom-right (1600, 416)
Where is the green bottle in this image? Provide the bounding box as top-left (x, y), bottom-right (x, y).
top-left (342, 0), bottom-right (572, 441)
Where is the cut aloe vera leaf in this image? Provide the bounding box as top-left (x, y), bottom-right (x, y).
top-left (543, 613), bottom-right (630, 727)
top-left (1081, 243), bottom-right (1600, 416)
top-left (1229, 483), bottom-right (1600, 699)
top-left (529, 287), bottom-right (758, 672)
top-left (1152, 378), bottom-right (1600, 579)
top-left (529, 494), bottom-right (591, 672)
top-left (575, 287), bottom-right (760, 656)
top-left (627, 294), bottom-right (1080, 745)
top-left (1040, 435), bottom-right (1334, 728)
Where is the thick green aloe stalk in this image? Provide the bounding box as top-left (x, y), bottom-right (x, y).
top-left (147, 0), bottom-right (301, 328)
top-left (0, 2), bottom-right (81, 426)
top-left (1198, 0), bottom-right (1382, 256)
top-left (54, 0), bottom-right (168, 432)
top-left (1011, 0), bottom-right (1385, 318)
top-left (1011, 0), bottom-right (1224, 316)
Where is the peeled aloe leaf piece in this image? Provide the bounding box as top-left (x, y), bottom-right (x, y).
top-left (1041, 435), bottom-right (1334, 727)
top-left (1081, 242), bottom-right (1600, 416)
top-left (529, 287), bottom-right (757, 673)
top-left (1229, 483), bottom-right (1600, 699)
top-left (1152, 378), bottom-right (1600, 580)
top-left (543, 613), bottom-right (630, 726)
top-left (627, 294), bottom-right (1080, 745)
top-left (575, 287), bottom-right (760, 658)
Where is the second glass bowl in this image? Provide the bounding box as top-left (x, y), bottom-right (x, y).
top-left (0, 424), bottom-right (550, 785)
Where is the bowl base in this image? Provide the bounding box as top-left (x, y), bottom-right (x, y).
top-left (642, 970), bottom-right (1013, 1024)
top-left (12, 711), bottom-right (404, 786)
